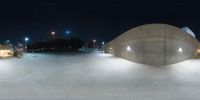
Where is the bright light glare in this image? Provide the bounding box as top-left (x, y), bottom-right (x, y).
top-left (51, 32), bottom-right (55, 35)
top-left (126, 46), bottom-right (131, 51)
top-left (197, 49), bottom-right (200, 53)
top-left (178, 47), bottom-right (183, 52)
top-left (66, 30), bottom-right (70, 34)
top-left (102, 42), bottom-right (105, 45)
top-left (93, 39), bottom-right (96, 43)
top-left (25, 37), bottom-right (29, 41)
top-left (0, 50), bottom-right (13, 57)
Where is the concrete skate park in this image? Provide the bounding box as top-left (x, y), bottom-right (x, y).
top-left (1, 24), bottom-right (200, 100)
top-left (105, 24), bottom-right (200, 66)
top-left (1, 52), bottom-right (200, 100)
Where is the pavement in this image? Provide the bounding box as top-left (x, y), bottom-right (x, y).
top-left (0, 52), bottom-right (200, 100)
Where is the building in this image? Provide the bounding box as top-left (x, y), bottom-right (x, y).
top-left (105, 24), bottom-right (200, 66)
top-left (0, 44), bottom-right (13, 58)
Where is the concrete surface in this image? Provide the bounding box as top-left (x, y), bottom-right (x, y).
top-left (105, 24), bottom-right (200, 66)
top-left (0, 52), bottom-right (200, 100)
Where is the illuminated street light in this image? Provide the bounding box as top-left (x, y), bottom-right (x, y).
top-left (65, 30), bottom-right (71, 38)
top-left (51, 32), bottom-right (55, 35)
top-left (24, 37), bottom-right (29, 54)
top-left (66, 30), bottom-right (70, 34)
top-left (92, 39), bottom-right (96, 48)
top-left (93, 39), bottom-right (96, 43)
top-left (25, 37), bottom-right (29, 41)
top-left (51, 32), bottom-right (55, 39)
top-left (102, 41), bottom-right (105, 53)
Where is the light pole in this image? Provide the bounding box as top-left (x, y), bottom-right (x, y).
top-left (102, 41), bottom-right (105, 53)
top-left (66, 30), bottom-right (70, 39)
top-left (51, 31), bottom-right (55, 39)
top-left (24, 37), bottom-right (29, 54)
top-left (93, 39), bottom-right (96, 48)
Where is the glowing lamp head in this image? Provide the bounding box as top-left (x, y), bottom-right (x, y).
top-left (93, 39), bottom-right (96, 43)
top-left (178, 47), bottom-right (183, 52)
top-left (66, 30), bottom-right (70, 34)
top-left (102, 42), bottom-right (105, 45)
top-left (51, 32), bottom-right (55, 35)
top-left (25, 37), bottom-right (29, 41)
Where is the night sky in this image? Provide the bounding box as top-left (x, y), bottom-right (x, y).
top-left (0, 0), bottom-right (200, 44)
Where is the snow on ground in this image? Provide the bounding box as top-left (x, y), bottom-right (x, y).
top-left (0, 52), bottom-right (200, 100)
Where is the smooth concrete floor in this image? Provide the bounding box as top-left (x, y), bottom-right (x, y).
top-left (0, 52), bottom-right (200, 100)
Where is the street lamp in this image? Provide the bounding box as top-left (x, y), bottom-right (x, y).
top-left (102, 42), bottom-right (105, 45)
top-left (102, 41), bottom-right (105, 53)
top-left (66, 30), bottom-right (70, 39)
top-left (25, 37), bottom-right (29, 42)
top-left (51, 32), bottom-right (55, 35)
top-left (51, 31), bottom-right (55, 39)
top-left (66, 30), bottom-right (70, 34)
top-left (24, 37), bottom-right (29, 53)
top-left (92, 39), bottom-right (96, 48)
top-left (93, 39), bottom-right (96, 43)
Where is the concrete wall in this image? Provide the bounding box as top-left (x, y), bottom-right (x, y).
top-left (105, 24), bottom-right (200, 66)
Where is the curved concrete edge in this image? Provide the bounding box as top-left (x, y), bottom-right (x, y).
top-left (105, 23), bottom-right (200, 66)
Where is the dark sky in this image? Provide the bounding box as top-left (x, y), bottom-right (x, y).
top-left (0, 0), bottom-right (200, 44)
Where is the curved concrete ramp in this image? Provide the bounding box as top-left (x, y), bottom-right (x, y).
top-left (105, 24), bottom-right (200, 66)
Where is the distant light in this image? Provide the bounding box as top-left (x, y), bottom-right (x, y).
top-left (51, 32), bottom-right (55, 35)
top-left (25, 37), bottom-right (29, 41)
top-left (197, 49), bottom-right (200, 53)
top-left (102, 42), bottom-right (105, 45)
top-left (0, 50), bottom-right (13, 58)
top-left (126, 46), bottom-right (131, 51)
top-left (66, 30), bottom-right (70, 34)
top-left (93, 39), bottom-right (96, 43)
top-left (109, 47), bottom-right (113, 50)
top-left (178, 47), bottom-right (183, 52)
top-left (6, 40), bottom-right (10, 43)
